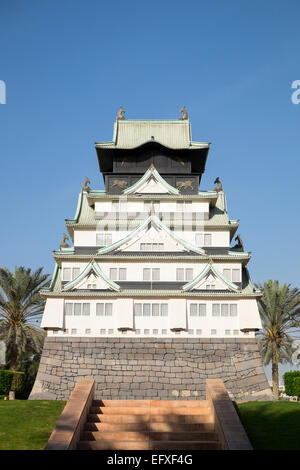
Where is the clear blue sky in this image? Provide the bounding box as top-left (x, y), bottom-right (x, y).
top-left (0, 0), bottom-right (300, 289)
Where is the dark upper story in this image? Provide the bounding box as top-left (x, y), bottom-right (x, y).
top-left (95, 119), bottom-right (210, 195)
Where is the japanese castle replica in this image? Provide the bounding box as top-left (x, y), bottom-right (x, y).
top-left (30, 108), bottom-right (272, 401)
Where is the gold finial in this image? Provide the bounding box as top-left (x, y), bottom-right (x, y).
top-left (149, 163), bottom-right (156, 171)
top-left (90, 258), bottom-right (95, 264)
top-left (179, 106), bottom-right (188, 120)
top-left (117, 106), bottom-right (126, 120)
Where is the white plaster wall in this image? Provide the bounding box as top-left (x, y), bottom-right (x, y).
top-left (60, 261), bottom-right (242, 282)
top-left (74, 228), bottom-right (230, 247)
top-left (47, 297), bottom-right (256, 339)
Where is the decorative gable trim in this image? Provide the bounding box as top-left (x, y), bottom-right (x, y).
top-left (182, 261), bottom-right (240, 292)
top-left (62, 260), bottom-right (120, 292)
top-left (97, 215), bottom-right (205, 255)
top-left (123, 165), bottom-right (179, 195)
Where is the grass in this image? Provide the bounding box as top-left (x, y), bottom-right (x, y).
top-left (236, 401), bottom-right (300, 450)
top-left (0, 400), bottom-right (66, 450)
top-left (0, 399), bottom-right (299, 450)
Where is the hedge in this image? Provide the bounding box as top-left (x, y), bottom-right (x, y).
top-left (283, 371), bottom-right (300, 396)
top-left (0, 370), bottom-right (24, 395)
top-left (293, 377), bottom-right (300, 398)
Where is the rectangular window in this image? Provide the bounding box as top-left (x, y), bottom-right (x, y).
top-left (119, 268), bottom-right (127, 280)
top-left (110, 268), bottom-right (118, 280)
top-left (74, 303), bottom-right (81, 316)
top-left (199, 304), bottom-right (206, 316)
top-left (185, 269), bottom-right (193, 281)
top-left (96, 303), bottom-right (104, 316)
top-left (71, 329), bottom-right (77, 334)
top-left (72, 267), bottom-right (80, 279)
top-left (223, 269), bottom-right (231, 280)
top-left (152, 269), bottom-right (160, 281)
top-left (152, 329), bottom-right (158, 335)
top-left (212, 304), bottom-right (220, 316)
top-left (144, 329), bottom-right (150, 335)
top-left (225, 329), bottom-right (230, 335)
top-left (190, 304), bottom-right (198, 316)
top-left (65, 303), bottom-right (73, 316)
top-left (105, 303), bottom-right (112, 316)
top-left (204, 234), bottom-right (212, 246)
top-left (85, 329), bottom-right (91, 334)
top-left (135, 303), bottom-right (142, 316)
top-left (63, 268), bottom-right (71, 281)
top-left (108, 329), bottom-right (114, 335)
top-left (143, 304), bottom-right (151, 316)
top-left (82, 303), bottom-right (90, 316)
top-left (143, 268), bottom-right (151, 281)
top-left (195, 233), bottom-right (203, 247)
top-left (233, 329), bottom-right (239, 335)
top-left (100, 329), bottom-right (106, 334)
top-left (135, 329), bottom-right (141, 334)
top-left (96, 233), bottom-right (112, 246)
top-left (188, 329), bottom-right (194, 335)
top-left (176, 268), bottom-right (184, 281)
top-left (161, 329), bottom-right (167, 334)
top-left (161, 304), bottom-right (168, 316)
top-left (232, 269), bottom-right (240, 282)
top-left (152, 304), bottom-right (160, 316)
top-left (221, 304), bottom-right (229, 317)
top-left (211, 329), bottom-right (217, 335)
top-left (196, 329), bottom-right (202, 335)
top-left (230, 304), bottom-right (237, 317)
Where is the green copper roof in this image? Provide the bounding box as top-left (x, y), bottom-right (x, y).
top-left (62, 261), bottom-right (120, 292)
top-left (97, 214), bottom-right (206, 255)
top-left (123, 165), bottom-right (179, 195)
top-left (182, 261), bottom-right (240, 292)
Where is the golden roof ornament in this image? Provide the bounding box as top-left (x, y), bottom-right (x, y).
top-left (59, 233), bottom-right (70, 249)
top-left (82, 177), bottom-right (91, 193)
top-left (213, 177), bottom-right (223, 192)
top-left (117, 106), bottom-right (126, 120)
top-left (179, 106), bottom-right (188, 120)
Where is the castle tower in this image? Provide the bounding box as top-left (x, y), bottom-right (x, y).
top-left (30, 115), bottom-right (272, 400)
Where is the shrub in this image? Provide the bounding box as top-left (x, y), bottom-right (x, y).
top-left (11, 372), bottom-right (24, 393)
top-left (0, 370), bottom-right (13, 395)
top-left (293, 377), bottom-right (300, 398)
top-left (0, 370), bottom-right (25, 396)
top-left (283, 371), bottom-right (300, 396)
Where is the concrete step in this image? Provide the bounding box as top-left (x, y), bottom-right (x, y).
top-left (77, 440), bottom-right (220, 450)
top-left (89, 406), bottom-right (210, 415)
top-left (81, 430), bottom-right (218, 442)
top-left (85, 421), bottom-right (215, 432)
top-left (87, 413), bottom-right (214, 424)
top-left (92, 399), bottom-right (209, 408)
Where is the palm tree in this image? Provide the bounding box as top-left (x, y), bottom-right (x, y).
top-left (255, 280), bottom-right (300, 400)
top-left (0, 266), bottom-right (49, 371)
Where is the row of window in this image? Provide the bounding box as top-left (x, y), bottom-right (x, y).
top-left (53, 328), bottom-right (249, 336)
top-left (189, 303), bottom-right (238, 317)
top-left (62, 267), bottom-right (241, 283)
top-left (65, 302), bottom-right (113, 316)
top-left (135, 303), bottom-right (168, 316)
top-left (64, 302), bottom-right (238, 317)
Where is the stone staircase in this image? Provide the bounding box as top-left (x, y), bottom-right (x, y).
top-left (77, 399), bottom-right (220, 450)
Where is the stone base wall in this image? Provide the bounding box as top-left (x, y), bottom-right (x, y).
top-left (29, 337), bottom-right (273, 401)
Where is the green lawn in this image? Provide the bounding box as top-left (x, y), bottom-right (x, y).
top-left (0, 400), bottom-right (66, 450)
top-left (0, 400), bottom-right (299, 450)
top-left (236, 401), bottom-right (300, 450)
